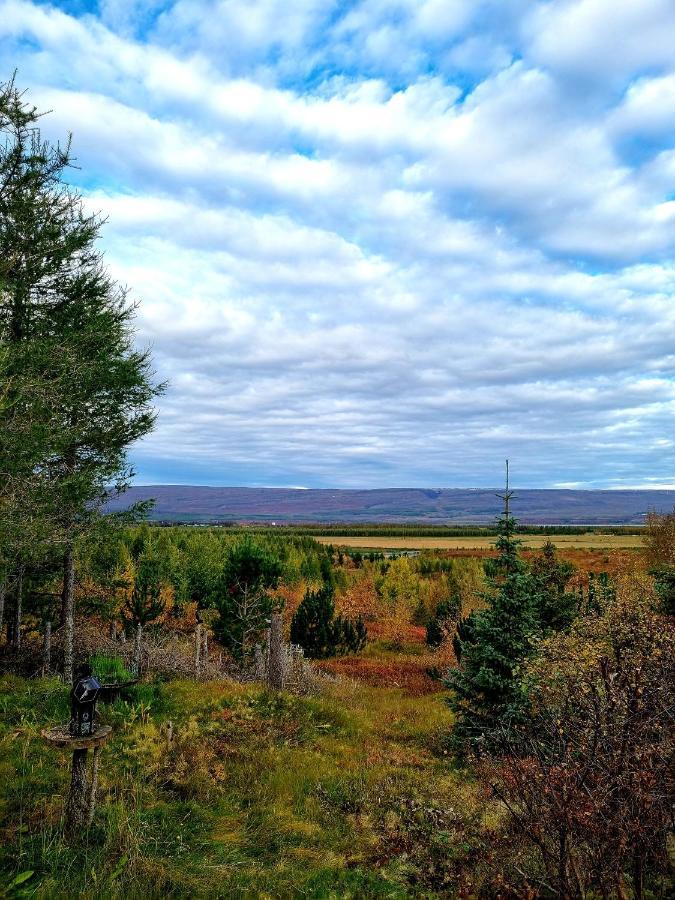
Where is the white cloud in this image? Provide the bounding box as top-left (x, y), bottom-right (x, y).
top-left (526, 0), bottom-right (675, 86)
top-left (2, 0), bottom-right (675, 487)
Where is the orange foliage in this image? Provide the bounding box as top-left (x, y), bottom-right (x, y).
top-left (316, 655), bottom-right (442, 696)
top-left (335, 571), bottom-right (379, 621)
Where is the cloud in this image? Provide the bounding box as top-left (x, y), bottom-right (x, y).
top-left (1, 0), bottom-right (675, 488)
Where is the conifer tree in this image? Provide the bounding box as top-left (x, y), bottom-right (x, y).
top-left (291, 583), bottom-right (367, 658)
top-left (0, 78), bottom-right (163, 678)
top-left (211, 539), bottom-right (281, 660)
top-left (124, 549), bottom-right (166, 676)
top-left (290, 584), bottom-right (337, 659)
top-left (446, 463), bottom-right (540, 753)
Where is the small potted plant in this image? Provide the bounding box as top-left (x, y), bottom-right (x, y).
top-left (89, 652), bottom-right (137, 702)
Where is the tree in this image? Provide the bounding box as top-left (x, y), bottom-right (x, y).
top-left (445, 466), bottom-right (540, 753)
top-left (211, 539), bottom-right (282, 660)
top-left (425, 595), bottom-right (461, 648)
top-left (642, 508), bottom-right (675, 614)
top-left (0, 78), bottom-right (163, 680)
top-left (290, 583), bottom-right (367, 658)
top-left (485, 585), bottom-right (675, 897)
top-left (530, 540), bottom-right (578, 632)
top-left (123, 548), bottom-right (166, 675)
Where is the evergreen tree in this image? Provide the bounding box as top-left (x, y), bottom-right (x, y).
top-left (124, 548), bottom-right (166, 675)
top-left (425, 595), bottom-right (462, 647)
top-left (0, 79), bottom-right (163, 678)
top-left (211, 539), bottom-right (281, 660)
top-left (650, 566), bottom-right (675, 615)
top-left (445, 464), bottom-right (540, 753)
top-left (291, 583), bottom-right (367, 658)
top-left (290, 584), bottom-right (337, 659)
top-left (530, 540), bottom-right (578, 632)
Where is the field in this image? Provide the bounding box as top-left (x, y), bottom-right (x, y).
top-left (0, 675), bottom-right (496, 899)
top-left (315, 533), bottom-right (644, 550)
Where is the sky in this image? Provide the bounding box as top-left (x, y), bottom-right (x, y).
top-left (1, 0), bottom-right (675, 490)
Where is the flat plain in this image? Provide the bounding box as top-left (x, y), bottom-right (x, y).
top-left (315, 533), bottom-right (644, 550)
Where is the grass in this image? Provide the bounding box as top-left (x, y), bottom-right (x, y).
top-left (0, 675), bottom-right (493, 898)
top-left (315, 533), bottom-right (644, 550)
top-left (88, 654), bottom-right (134, 684)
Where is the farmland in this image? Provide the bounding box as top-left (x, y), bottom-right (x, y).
top-left (315, 532), bottom-right (644, 550)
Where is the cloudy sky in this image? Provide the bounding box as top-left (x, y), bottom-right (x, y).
top-left (2, 0), bottom-right (675, 489)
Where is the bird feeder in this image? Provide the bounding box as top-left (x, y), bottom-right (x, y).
top-left (70, 665), bottom-right (102, 737)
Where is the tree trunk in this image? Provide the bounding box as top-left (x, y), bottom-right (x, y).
top-left (254, 643), bottom-right (265, 680)
top-left (13, 565), bottom-right (24, 651)
top-left (62, 546), bottom-right (75, 683)
top-left (43, 620), bottom-right (52, 674)
top-left (267, 612), bottom-right (284, 690)
top-left (133, 622), bottom-right (143, 676)
top-left (110, 620), bottom-right (118, 641)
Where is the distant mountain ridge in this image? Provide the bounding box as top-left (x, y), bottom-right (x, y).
top-left (106, 485), bottom-right (675, 524)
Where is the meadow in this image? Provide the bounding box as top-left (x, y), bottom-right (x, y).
top-left (0, 674), bottom-right (496, 899)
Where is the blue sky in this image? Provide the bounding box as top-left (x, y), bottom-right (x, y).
top-left (2, 0), bottom-right (675, 489)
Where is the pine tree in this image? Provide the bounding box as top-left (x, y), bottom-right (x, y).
top-left (211, 539), bottom-right (281, 660)
top-left (124, 548), bottom-right (166, 675)
top-left (0, 79), bottom-right (163, 678)
top-left (290, 584), bottom-right (336, 659)
top-left (530, 540), bottom-right (578, 632)
top-left (290, 583), bottom-right (367, 658)
top-left (446, 463), bottom-right (540, 753)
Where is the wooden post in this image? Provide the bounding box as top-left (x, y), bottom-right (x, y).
top-left (42, 726), bottom-right (112, 838)
top-left (13, 565), bottom-right (23, 651)
top-left (267, 612), bottom-right (284, 690)
top-left (253, 643), bottom-right (265, 680)
top-left (66, 748), bottom-right (89, 835)
top-left (195, 623), bottom-right (202, 679)
top-left (86, 747), bottom-right (101, 827)
top-left (0, 576), bottom-right (6, 634)
top-left (43, 621), bottom-right (52, 675)
top-left (133, 622), bottom-right (143, 676)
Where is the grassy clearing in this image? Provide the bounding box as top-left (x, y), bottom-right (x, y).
top-left (0, 675), bottom-right (495, 899)
top-left (315, 533), bottom-right (644, 550)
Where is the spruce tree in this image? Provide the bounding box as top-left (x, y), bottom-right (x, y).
top-left (446, 464), bottom-right (540, 753)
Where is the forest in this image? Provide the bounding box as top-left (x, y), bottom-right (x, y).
top-left (1, 78), bottom-right (674, 899)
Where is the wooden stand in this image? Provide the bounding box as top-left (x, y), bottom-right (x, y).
top-left (41, 725), bottom-right (112, 835)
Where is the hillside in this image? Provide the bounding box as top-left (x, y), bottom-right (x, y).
top-left (106, 485), bottom-right (675, 524)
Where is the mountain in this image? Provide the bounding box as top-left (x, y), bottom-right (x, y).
top-left (105, 486), bottom-right (675, 525)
